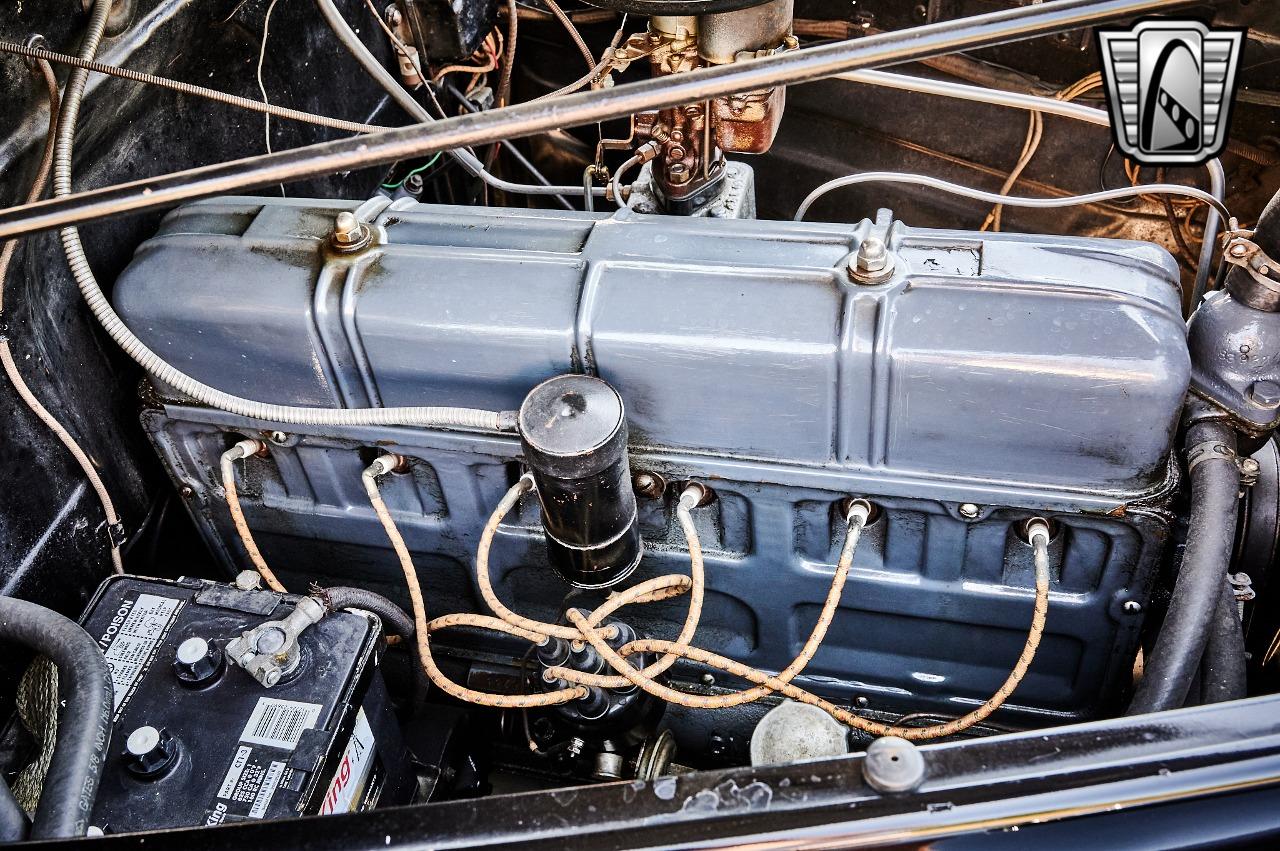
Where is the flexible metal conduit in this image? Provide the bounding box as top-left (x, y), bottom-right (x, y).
top-left (51, 3), bottom-right (512, 433)
top-left (0, 0), bottom-right (1188, 239)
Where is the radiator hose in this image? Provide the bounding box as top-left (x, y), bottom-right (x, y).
top-left (0, 596), bottom-right (113, 839)
top-left (1128, 413), bottom-right (1242, 714)
top-left (1198, 575), bottom-right (1248, 704)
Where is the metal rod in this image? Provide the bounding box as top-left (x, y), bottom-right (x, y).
top-left (442, 82), bottom-right (575, 211)
top-left (0, 0), bottom-right (1185, 239)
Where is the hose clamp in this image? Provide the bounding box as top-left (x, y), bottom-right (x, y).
top-left (1185, 440), bottom-right (1237, 475)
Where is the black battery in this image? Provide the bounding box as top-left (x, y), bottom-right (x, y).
top-left (80, 575), bottom-right (413, 834)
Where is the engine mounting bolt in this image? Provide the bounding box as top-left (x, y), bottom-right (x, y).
top-left (958, 503), bottom-right (980, 519)
top-left (1229, 241), bottom-right (1249, 258)
top-left (1122, 600), bottom-right (1142, 614)
top-left (848, 236), bottom-right (895, 283)
top-left (1249, 380), bottom-right (1280, 408)
top-left (862, 736), bottom-right (926, 793)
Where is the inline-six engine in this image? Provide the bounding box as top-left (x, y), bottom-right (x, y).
top-left (114, 195), bottom-right (1188, 749)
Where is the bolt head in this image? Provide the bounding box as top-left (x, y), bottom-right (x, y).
top-left (1230, 241), bottom-right (1249, 258)
top-left (1123, 600), bottom-right (1142, 614)
top-left (234, 570), bottom-right (263, 591)
top-left (1250, 380), bottom-right (1280, 407)
top-left (958, 503), bottom-right (980, 519)
top-left (334, 211), bottom-right (358, 236)
top-left (632, 471), bottom-right (666, 499)
top-left (863, 736), bottom-right (926, 793)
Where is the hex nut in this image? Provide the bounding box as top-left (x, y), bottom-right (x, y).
top-left (848, 236), bottom-right (895, 284)
top-left (331, 211), bottom-right (372, 252)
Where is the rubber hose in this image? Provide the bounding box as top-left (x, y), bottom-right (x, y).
top-left (318, 587), bottom-right (427, 714)
top-left (1128, 417), bottom-right (1241, 714)
top-left (320, 586), bottom-right (414, 641)
top-left (0, 596), bottom-right (113, 839)
top-left (1199, 576), bottom-right (1248, 704)
top-left (0, 777), bottom-right (28, 842)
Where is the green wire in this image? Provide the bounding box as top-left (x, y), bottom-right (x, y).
top-left (380, 152), bottom-right (444, 190)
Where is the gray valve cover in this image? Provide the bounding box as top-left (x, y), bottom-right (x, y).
top-left (118, 197), bottom-right (1188, 724)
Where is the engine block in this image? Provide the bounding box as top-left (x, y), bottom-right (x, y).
top-left (118, 197), bottom-right (1189, 725)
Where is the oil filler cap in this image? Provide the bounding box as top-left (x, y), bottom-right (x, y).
top-left (124, 726), bottom-right (180, 779)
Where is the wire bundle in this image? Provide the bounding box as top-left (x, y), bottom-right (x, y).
top-left (348, 462), bottom-right (1054, 741)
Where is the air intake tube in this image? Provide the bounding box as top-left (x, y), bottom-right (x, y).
top-left (518, 375), bottom-right (643, 589)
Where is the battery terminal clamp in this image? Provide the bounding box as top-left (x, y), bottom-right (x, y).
top-left (227, 596), bottom-right (326, 687)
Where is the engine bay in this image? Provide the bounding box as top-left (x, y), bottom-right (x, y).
top-left (0, 0), bottom-right (1278, 844)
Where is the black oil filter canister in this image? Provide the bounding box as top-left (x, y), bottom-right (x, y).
top-left (518, 374), bottom-right (642, 588)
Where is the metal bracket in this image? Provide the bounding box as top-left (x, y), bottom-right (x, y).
top-left (1223, 233), bottom-right (1280, 312)
top-left (1230, 572), bottom-right (1256, 621)
top-left (1230, 572), bottom-right (1256, 603)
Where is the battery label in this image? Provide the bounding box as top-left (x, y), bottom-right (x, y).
top-left (240, 697), bottom-right (323, 751)
top-left (319, 709), bottom-right (377, 815)
top-left (96, 591), bottom-right (183, 719)
top-left (248, 761), bottom-right (287, 819)
top-left (209, 747), bottom-right (295, 823)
